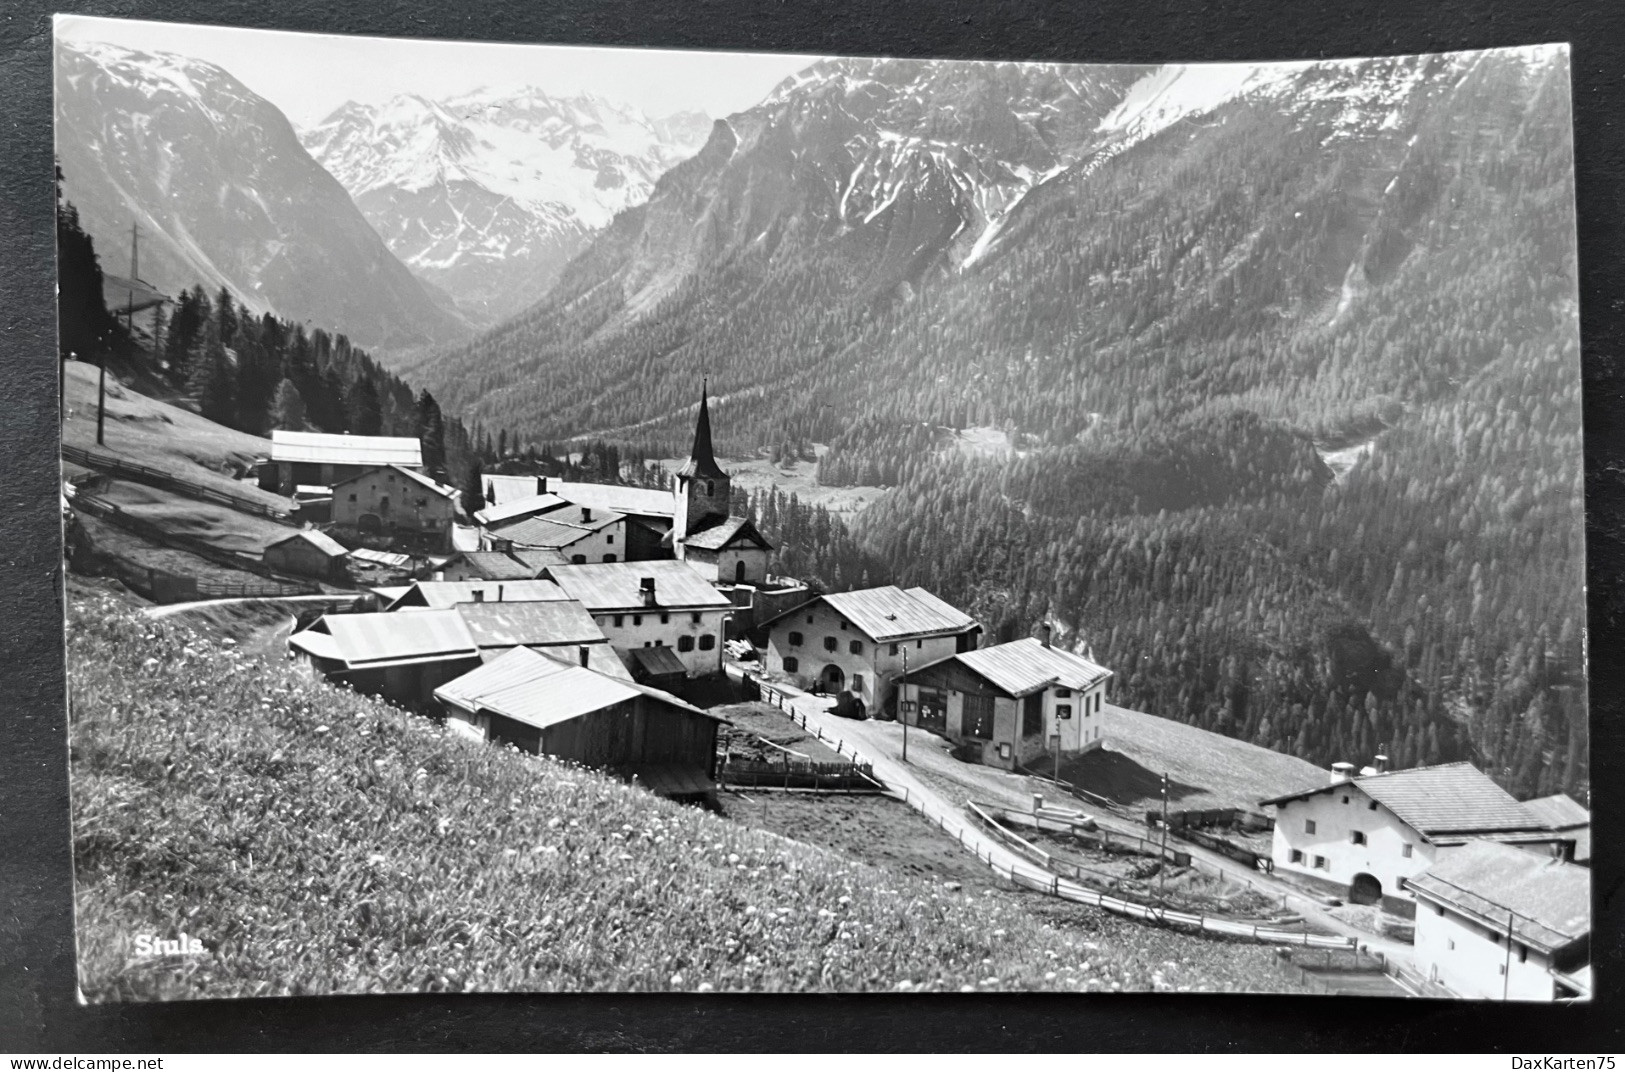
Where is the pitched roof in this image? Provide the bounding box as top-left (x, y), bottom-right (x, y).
top-left (1407, 840), bottom-right (1591, 953)
top-left (627, 645), bottom-right (689, 678)
top-left (546, 560), bottom-right (733, 611)
top-left (682, 514), bottom-right (775, 552)
top-left (454, 599), bottom-right (608, 649)
top-left (270, 431), bottom-right (422, 468)
top-left (266, 528), bottom-right (348, 558)
top-left (1260, 762), bottom-right (1546, 837)
top-left (1524, 794), bottom-right (1589, 830)
top-left (434, 646), bottom-right (714, 729)
top-left (331, 463), bottom-right (458, 498)
top-left (386, 579), bottom-right (570, 610)
top-left (817, 585), bottom-right (979, 642)
top-left (489, 509), bottom-right (623, 549)
top-left (677, 387), bottom-right (727, 481)
top-left (473, 492), bottom-right (570, 526)
top-left (348, 547), bottom-right (413, 569)
top-left (444, 548), bottom-right (568, 580)
top-left (553, 481), bottom-right (675, 520)
top-left (954, 637), bottom-right (1113, 697)
top-left (481, 474), bottom-right (552, 505)
top-left (292, 609), bottom-right (478, 669)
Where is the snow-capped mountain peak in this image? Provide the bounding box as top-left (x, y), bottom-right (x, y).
top-left (301, 88), bottom-right (711, 325)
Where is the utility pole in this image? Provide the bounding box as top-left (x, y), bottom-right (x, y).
top-left (1503, 908), bottom-right (1515, 1001)
top-left (1159, 771), bottom-right (1170, 900)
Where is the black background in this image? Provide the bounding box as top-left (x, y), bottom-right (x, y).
top-left (3, 0), bottom-right (1622, 1053)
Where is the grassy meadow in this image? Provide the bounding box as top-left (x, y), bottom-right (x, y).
top-left (68, 595), bottom-right (1308, 999)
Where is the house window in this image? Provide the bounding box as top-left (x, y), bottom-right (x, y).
top-left (1055, 704), bottom-right (1073, 722)
top-left (824, 637), bottom-right (838, 652)
top-left (633, 615), bottom-right (643, 626)
top-left (1341, 795), bottom-right (1350, 805)
top-left (1402, 843), bottom-right (1413, 858)
top-left (789, 632), bottom-right (804, 647)
top-left (916, 640), bottom-right (923, 649)
top-left (1435, 904), bottom-right (1445, 917)
top-left (692, 613), bottom-right (702, 625)
top-left (1094, 693), bottom-right (1101, 712)
top-left (606, 535), bottom-right (614, 545)
top-left (807, 614), bottom-right (814, 624)
top-left (1290, 849), bottom-right (1304, 864)
top-left (963, 694), bottom-right (995, 740)
top-left (1056, 688), bottom-right (1072, 698)
top-left (571, 554), bottom-right (586, 564)
top-left (654, 639), bottom-right (665, 647)
top-left (704, 481), bottom-right (714, 495)
top-left (613, 615), bottom-right (625, 627)
top-left (603, 554), bottom-right (617, 563)
top-left (1448, 939), bottom-right (1455, 951)
top-left (784, 656), bottom-right (799, 673)
top-left (1304, 819), bottom-right (1317, 835)
top-left (852, 674), bottom-right (865, 693)
top-left (889, 644), bottom-right (899, 656)
top-left (849, 640), bottom-right (863, 655)
top-left (839, 620), bottom-right (848, 631)
top-left (1368, 801), bottom-right (1378, 811)
top-left (1518, 945), bottom-right (1528, 964)
top-left (678, 635), bottom-right (695, 652)
top-left (348, 493), bottom-right (357, 502)
top-left (660, 613), bottom-right (670, 624)
top-left (698, 635), bottom-right (716, 651)
top-left (1313, 856), bottom-right (1328, 871)
top-left (1351, 831), bottom-right (1367, 846)
top-left (1498, 964), bottom-right (1506, 976)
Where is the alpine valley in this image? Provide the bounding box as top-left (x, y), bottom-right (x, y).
top-left (421, 49), bottom-right (1586, 798)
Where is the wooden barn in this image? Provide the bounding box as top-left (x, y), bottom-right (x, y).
top-left (261, 431), bottom-right (423, 495)
top-left (287, 609), bottom-right (481, 709)
top-left (435, 646), bottom-right (726, 801)
top-left (262, 528), bottom-right (350, 583)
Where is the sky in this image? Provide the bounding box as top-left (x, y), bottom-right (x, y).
top-left (55, 15), bottom-right (821, 127)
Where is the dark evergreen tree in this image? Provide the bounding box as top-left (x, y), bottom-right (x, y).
top-left (416, 389), bottom-right (447, 481)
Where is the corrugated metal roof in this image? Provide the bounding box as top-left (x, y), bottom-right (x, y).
top-left (455, 600), bottom-right (608, 649)
top-left (271, 431), bottom-right (422, 467)
top-left (387, 579), bottom-right (570, 610)
top-left (956, 637), bottom-right (1112, 696)
top-left (547, 560), bottom-right (732, 611)
top-left (1407, 840), bottom-right (1590, 953)
top-left (434, 647), bottom-right (710, 729)
top-left (490, 510), bottom-right (622, 549)
top-left (820, 585), bottom-right (978, 641)
top-left (474, 492), bottom-right (570, 526)
top-left (267, 529), bottom-right (348, 557)
top-left (317, 609), bottom-right (478, 667)
top-left (1262, 762), bottom-right (1545, 837)
top-left (1524, 794), bottom-right (1589, 830)
top-left (446, 548), bottom-right (567, 580)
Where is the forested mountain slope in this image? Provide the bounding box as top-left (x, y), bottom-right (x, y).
top-left (426, 48), bottom-right (1584, 796)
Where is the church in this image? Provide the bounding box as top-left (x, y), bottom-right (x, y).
top-left (666, 387), bottom-right (776, 586)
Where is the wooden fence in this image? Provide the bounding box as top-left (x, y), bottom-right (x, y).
top-left (75, 495), bottom-right (320, 600)
top-left (63, 443), bottom-right (289, 520)
top-left (107, 557), bottom-right (318, 604)
top-left (752, 675), bottom-right (1353, 951)
top-left (718, 757), bottom-right (881, 792)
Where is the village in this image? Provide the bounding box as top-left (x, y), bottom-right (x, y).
top-left (60, 365), bottom-right (1591, 1003)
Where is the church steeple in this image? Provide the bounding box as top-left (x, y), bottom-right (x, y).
top-left (677, 380), bottom-right (728, 481)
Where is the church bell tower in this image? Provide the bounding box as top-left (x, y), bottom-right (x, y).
top-left (673, 383), bottom-right (732, 544)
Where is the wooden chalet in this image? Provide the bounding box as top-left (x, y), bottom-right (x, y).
top-left (434, 646), bottom-right (726, 801)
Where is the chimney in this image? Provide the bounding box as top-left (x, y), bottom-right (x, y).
top-left (640, 577), bottom-right (657, 607)
top-left (581, 507), bottom-right (592, 523)
top-left (1330, 761), bottom-right (1356, 783)
top-left (536, 476), bottom-right (547, 495)
top-left (579, 645), bottom-right (590, 668)
top-left (1374, 754), bottom-right (1389, 774)
top-left (497, 584), bottom-right (504, 602)
top-left (492, 537), bottom-right (513, 554)
top-left (472, 590), bottom-right (485, 603)
top-left (1041, 624), bottom-right (1053, 649)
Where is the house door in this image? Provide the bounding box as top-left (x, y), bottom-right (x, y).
top-left (735, 560), bottom-right (747, 583)
top-left (820, 664), bottom-right (845, 692)
top-left (917, 689), bottom-right (947, 734)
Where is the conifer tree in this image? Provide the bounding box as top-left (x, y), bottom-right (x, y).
top-left (416, 389), bottom-right (447, 481)
top-left (271, 377), bottom-right (306, 430)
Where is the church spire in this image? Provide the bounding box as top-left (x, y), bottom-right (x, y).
top-left (678, 379), bottom-right (727, 481)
